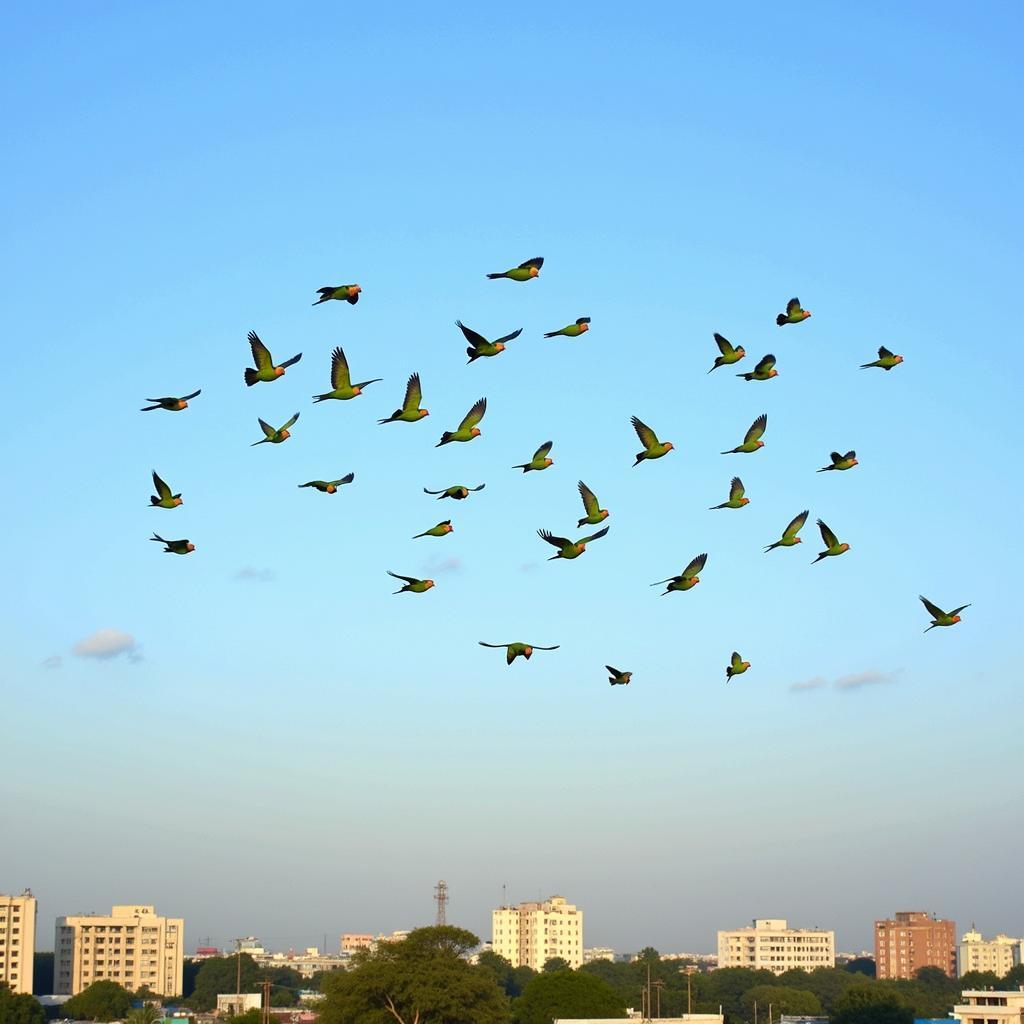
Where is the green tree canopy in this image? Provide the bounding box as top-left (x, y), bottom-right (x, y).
top-left (61, 980), bottom-right (133, 1022)
top-left (844, 957), bottom-right (876, 977)
top-left (830, 985), bottom-right (913, 1024)
top-left (1004, 964), bottom-right (1024, 986)
top-left (635, 948), bottom-right (661, 963)
top-left (125, 1007), bottom-right (162, 1024)
top-left (542, 958), bottom-right (571, 974)
top-left (0, 983), bottom-right (46, 1024)
top-left (512, 971), bottom-right (625, 1024)
top-left (958, 970), bottom-right (1001, 989)
top-left (740, 985), bottom-right (822, 1020)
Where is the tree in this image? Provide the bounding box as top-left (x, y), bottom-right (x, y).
top-left (634, 947), bottom-right (660, 963)
top-left (1004, 964), bottom-right (1024, 987)
top-left (61, 980), bottom-right (133, 1022)
top-left (126, 1007), bottom-right (162, 1024)
top-left (512, 971), bottom-right (625, 1024)
top-left (830, 985), bottom-right (913, 1024)
top-left (740, 985), bottom-right (822, 1020)
top-left (0, 983), bottom-right (46, 1024)
top-left (318, 926), bottom-right (509, 1024)
top-left (542, 958), bottom-right (571, 974)
top-left (476, 953), bottom-right (524, 997)
top-left (228, 1010), bottom-right (265, 1024)
top-left (844, 957), bottom-right (876, 977)
top-left (185, 954), bottom-right (260, 1011)
top-left (958, 970), bottom-right (1000, 990)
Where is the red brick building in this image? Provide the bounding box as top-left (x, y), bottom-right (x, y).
top-left (875, 910), bottom-right (957, 979)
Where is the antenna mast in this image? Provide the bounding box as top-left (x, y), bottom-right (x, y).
top-left (434, 880), bottom-right (449, 926)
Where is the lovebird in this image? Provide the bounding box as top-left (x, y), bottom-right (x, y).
top-left (544, 317), bottom-right (591, 339)
top-left (920, 595), bottom-right (970, 632)
top-left (538, 526), bottom-right (610, 560)
top-left (298, 473), bottom-right (354, 493)
top-left (764, 510), bottom-right (809, 552)
top-left (651, 552), bottom-right (707, 595)
top-left (312, 284), bottom-right (361, 305)
top-left (514, 441), bottom-right (554, 472)
top-left (632, 416), bottom-right (674, 466)
top-left (708, 333), bottom-right (746, 373)
top-left (776, 297), bottom-right (812, 326)
top-left (251, 412), bottom-right (299, 446)
top-left (726, 652), bottom-right (751, 681)
top-left (388, 571), bottom-right (435, 595)
top-left (244, 331), bottom-right (302, 386)
top-left (486, 257), bottom-right (543, 281)
top-left (710, 477), bottom-right (749, 510)
top-left (140, 389), bottom-right (200, 412)
top-left (479, 641), bottom-right (559, 665)
top-left (737, 354), bottom-right (778, 381)
top-left (423, 484), bottom-right (485, 500)
top-left (437, 397), bottom-right (486, 446)
top-left (379, 372), bottom-right (429, 424)
top-left (576, 481), bottom-right (609, 528)
top-left (812, 519), bottom-right (850, 563)
top-left (861, 345), bottom-right (904, 370)
top-left (150, 471), bottom-right (182, 509)
top-left (722, 413), bottom-right (767, 454)
top-left (413, 520), bottom-right (454, 539)
top-left (312, 346), bottom-right (381, 402)
top-left (817, 450), bottom-right (858, 472)
top-left (606, 665), bottom-right (632, 686)
top-left (150, 533), bottom-right (194, 555)
top-left (458, 321), bottom-right (523, 362)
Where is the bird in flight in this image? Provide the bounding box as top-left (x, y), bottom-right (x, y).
top-left (388, 571), bottom-right (435, 595)
top-left (312, 284), bottom-right (361, 305)
top-left (861, 345), bottom-right (904, 370)
top-left (632, 416), bottom-right (674, 466)
top-left (606, 665), bottom-right (632, 686)
top-left (726, 652), bottom-right (751, 682)
top-left (710, 477), bottom-right (749, 510)
top-left (413, 520), bottom-right (454, 539)
top-left (437, 397), bottom-right (487, 446)
top-left (423, 484), bottom-right (485, 500)
top-left (298, 473), bottom-right (354, 494)
top-left (722, 413), bottom-right (767, 454)
top-left (244, 331), bottom-right (302, 386)
top-left (486, 257), bottom-right (543, 281)
top-left (920, 595), bottom-right (970, 633)
top-left (150, 533), bottom-right (194, 555)
top-left (379, 373), bottom-right (429, 424)
top-left (140, 389), bottom-right (200, 412)
top-left (812, 519), bottom-right (850, 563)
top-left (576, 481), bottom-right (609, 528)
top-left (737, 354), bottom-right (778, 382)
top-left (708, 333), bottom-right (745, 373)
top-left (538, 526), bottom-right (610, 561)
top-left (544, 317), bottom-right (591, 339)
top-left (479, 642), bottom-right (559, 665)
top-left (651, 553), bottom-right (707, 595)
top-left (514, 441), bottom-right (554, 473)
top-left (149, 471), bottom-right (182, 509)
top-left (457, 321), bottom-right (523, 363)
top-left (312, 346), bottom-right (382, 402)
top-left (817, 450), bottom-right (858, 472)
top-left (251, 413), bottom-right (299, 446)
top-left (764, 510), bottom-right (809, 552)
top-left (776, 297), bottom-right (812, 326)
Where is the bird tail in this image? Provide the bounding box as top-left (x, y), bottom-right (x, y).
top-left (736, 373), bottom-right (751, 380)
top-left (513, 464), bottom-right (528, 471)
top-left (466, 348), bottom-right (479, 363)
top-left (812, 554), bottom-right (825, 563)
top-left (633, 453), bottom-right (644, 467)
top-left (859, 362), bottom-right (874, 369)
top-left (412, 532), bottom-right (426, 539)
top-left (437, 433), bottom-right (453, 447)
top-left (543, 330), bottom-right (559, 338)
top-left (140, 404), bottom-right (161, 411)
top-left (924, 623), bottom-right (937, 633)
top-left (244, 368), bottom-right (259, 386)
top-left (312, 394), bottom-right (328, 403)
top-left (150, 497), bottom-right (159, 506)
top-left (485, 272), bottom-right (507, 280)
top-left (776, 314), bottom-right (787, 326)
top-left (377, 416), bottom-right (395, 425)
top-left (764, 542), bottom-right (779, 553)
top-left (815, 467), bottom-right (830, 473)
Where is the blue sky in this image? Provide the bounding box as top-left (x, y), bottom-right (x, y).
top-left (2, 2), bottom-right (1022, 958)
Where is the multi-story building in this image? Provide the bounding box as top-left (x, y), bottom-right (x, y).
top-left (492, 895), bottom-right (583, 969)
top-left (584, 947), bottom-right (615, 963)
top-left (952, 988), bottom-right (1024, 1024)
top-left (55, 905), bottom-right (184, 996)
top-left (0, 891), bottom-right (37, 995)
top-left (957, 928), bottom-right (1024, 978)
top-left (875, 911), bottom-right (956, 980)
top-left (252, 948), bottom-right (349, 978)
top-left (340, 934), bottom-right (374, 954)
top-left (717, 919), bottom-right (835, 974)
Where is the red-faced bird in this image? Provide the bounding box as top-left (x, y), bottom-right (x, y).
top-left (423, 484), bottom-right (485, 500)
top-left (817, 450), bottom-right (858, 472)
top-left (479, 641), bottom-right (559, 664)
top-left (861, 346), bottom-right (904, 370)
top-left (312, 284), bottom-right (361, 305)
top-left (388, 571), bottom-right (435, 595)
top-left (632, 416), bottom-right (674, 466)
top-left (313, 346), bottom-right (381, 402)
top-left (486, 257), bottom-right (543, 281)
top-left (577, 481), bottom-right (609, 528)
top-left (651, 553), bottom-right (707, 595)
top-left (812, 519), bottom-right (850, 563)
top-left (150, 533), bottom-right (194, 555)
top-left (737, 354), bottom-right (778, 381)
top-left (251, 413), bottom-right (299, 446)
top-left (544, 318), bottom-right (590, 338)
top-left (379, 373), bottom-right (429, 424)
top-left (140, 390), bottom-right (200, 412)
top-left (298, 473), bottom-right (354, 493)
top-left (538, 526), bottom-right (610, 560)
top-left (776, 297), bottom-right (812, 326)
top-left (458, 321), bottom-right (523, 362)
top-left (710, 477), bottom-right (749, 510)
top-left (437, 397), bottom-right (486, 446)
top-left (244, 331), bottom-right (302, 386)
top-left (708, 333), bottom-right (746, 373)
top-left (920, 596), bottom-right (970, 632)
top-left (606, 665), bottom-right (632, 686)
top-left (413, 520), bottom-right (454, 539)
top-left (722, 414), bottom-right (767, 454)
top-left (514, 441), bottom-right (554, 472)
top-left (764, 510), bottom-right (809, 552)
top-left (150, 471), bottom-right (182, 509)
top-left (726, 652), bottom-right (751, 681)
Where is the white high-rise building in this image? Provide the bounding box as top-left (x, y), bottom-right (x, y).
top-left (492, 895), bottom-right (583, 969)
top-left (0, 891), bottom-right (37, 995)
top-left (957, 928), bottom-right (1024, 978)
top-left (717, 919), bottom-right (835, 974)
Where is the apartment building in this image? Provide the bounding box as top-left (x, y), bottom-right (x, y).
top-left (492, 895), bottom-right (584, 969)
top-left (875, 910), bottom-right (956, 980)
top-left (0, 891), bottom-right (37, 995)
top-left (952, 987), bottom-right (1024, 1024)
top-left (717, 919), bottom-right (835, 974)
top-left (340, 934), bottom-right (374, 953)
top-left (958, 929), bottom-right (1024, 978)
top-left (55, 905), bottom-right (184, 996)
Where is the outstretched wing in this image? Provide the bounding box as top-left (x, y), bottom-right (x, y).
top-left (829, 451), bottom-right (843, 465)
top-left (181, 389), bottom-right (201, 401)
top-left (458, 397), bottom-right (487, 432)
top-left (331, 346), bottom-right (352, 390)
top-left (948, 603), bottom-right (971, 617)
top-left (467, 484), bottom-right (485, 492)
top-left (423, 487), bottom-right (445, 495)
top-left (518, 257), bottom-right (544, 270)
top-left (786, 297), bottom-right (802, 316)
top-left (744, 414), bottom-right (767, 445)
top-left (730, 651), bottom-right (743, 670)
top-left (578, 480), bottom-right (600, 517)
top-left (151, 471), bottom-right (172, 500)
top-left (580, 526), bottom-right (610, 545)
top-left (605, 665), bottom-right (621, 675)
top-left (919, 595), bottom-right (946, 619)
top-left (456, 321), bottom-right (489, 349)
top-left (631, 416), bottom-right (660, 448)
top-left (729, 477), bottom-right (745, 502)
top-left (402, 372), bottom-right (423, 414)
top-left (532, 645), bottom-right (560, 651)
top-left (387, 571), bottom-right (418, 585)
top-left (755, 354), bottom-right (776, 375)
top-left (532, 441), bottom-right (553, 461)
top-left (842, 450), bottom-right (856, 461)
top-left (537, 529), bottom-right (570, 549)
top-left (817, 519), bottom-right (839, 549)
top-left (280, 412), bottom-right (300, 431)
top-left (279, 352), bottom-right (302, 369)
top-left (479, 642), bottom-right (513, 649)
top-left (248, 331), bottom-right (273, 370)
top-left (782, 510), bottom-right (809, 540)
top-left (713, 332), bottom-right (735, 355)
top-left (495, 327), bottom-right (524, 345)
top-left (682, 552), bottom-right (707, 579)
top-left (330, 473), bottom-right (355, 486)
top-left (878, 345), bottom-right (894, 359)
top-left (258, 418), bottom-right (275, 439)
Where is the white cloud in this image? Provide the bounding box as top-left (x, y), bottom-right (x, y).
top-left (420, 556), bottom-right (462, 576)
top-left (790, 676), bottom-right (826, 692)
top-left (834, 669), bottom-right (898, 691)
top-left (73, 629), bottom-right (137, 661)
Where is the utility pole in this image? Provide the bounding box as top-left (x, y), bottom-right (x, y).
top-left (234, 938), bottom-right (244, 997)
top-left (261, 978), bottom-right (271, 1024)
top-left (434, 880), bottom-right (448, 926)
top-left (680, 965), bottom-right (698, 1016)
top-left (652, 978), bottom-right (665, 1018)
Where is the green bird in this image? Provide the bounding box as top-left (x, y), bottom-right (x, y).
top-left (437, 397), bottom-right (486, 446)
top-left (312, 283), bottom-right (362, 305)
top-left (312, 346), bottom-right (382, 402)
top-left (379, 372), bottom-right (429, 424)
top-left (298, 473), bottom-right (354, 494)
top-left (812, 519), bottom-right (850, 563)
top-left (413, 520), bottom-right (454, 539)
top-left (150, 533), bottom-right (194, 555)
top-left (710, 477), bottom-right (749, 510)
top-left (764, 510), bottom-right (809, 552)
top-left (251, 412), bottom-right (300, 446)
top-left (632, 416), bottom-right (674, 466)
top-left (708, 333), bottom-right (746, 373)
top-left (651, 552), bottom-right (707, 595)
top-left (576, 481), bottom-right (609, 528)
top-left (458, 321), bottom-right (523, 363)
top-left (423, 484), bottom-right (485, 500)
top-left (817, 450), bottom-right (858, 472)
top-left (606, 665), bottom-right (632, 686)
top-left (244, 331), bottom-right (302, 386)
top-left (544, 317), bottom-right (591, 339)
top-left (149, 471), bottom-right (182, 509)
top-left (861, 345), bottom-right (904, 370)
top-left (722, 413), bottom-right (767, 454)
top-left (514, 441), bottom-right (554, 472)
top-left (140, 389), bottom-right (200, 412)
top-left (388, 571), bottom-right (435, 595)
top-left (726, 651), bottom-right (751, 682)
top-left (776, 297), bottom-right (812, 326)
top-left (920, 595), bottom-right (970, 633)
top-left (486, 256), bottom-right (543, 281)
top-left (737, 354), bottom-right (778, 381)
top-left (538, 526), bottom-right (610, 560)
top-left (479, 641), bottom-right (559, 665)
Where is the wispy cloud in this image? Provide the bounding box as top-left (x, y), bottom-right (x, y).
top-left (790, 676), bottom-right (826, 692)
top-left (519, 562), bottom-right (540, 573)
top-left (41, 655), bottom-right (63, 670)
top-left (421, 556), bottom-right (462, 576)
top-left (73, 628), bottom-right (138, 662)
top-left (234, 567), bottom-right (276, 583)
top-left (835, 669), bottom-right (898, 691)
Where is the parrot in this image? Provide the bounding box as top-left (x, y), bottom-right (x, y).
top-left (479, 641), bottom-right (559, 665)
top-left (486, 257), bottom-right (543, 281)
top-left (437, 397), bottom-right (486, 446)
top-left (379, 373), bottom-right (429, 424)
top-left (149, 471), bottom-right (182, 509)
top-left (920, 595), bottom-right (970, 632)
top-left (150, 533), bottom-right (194, 555)
top-left (726, 652), bottom-right (751, 681)
top-left (861, 345), bottom-right (904, 370)
top-left (632, 416), bottom-right (674, 466)
top-left (651, 552), bottom-right (707, 595)
top-left (817, 450), bottom-right (858, 472)
top-left (514, 441), bottom-right (554, 472)
top-left (312, 284), bottom-right (361, 305)
top-left (140, 390), bottom-right (201, 412)
top-left (776, 297), bottom-right (812, 326)
top-left (312, 346), bottom-right (381, 402)
top-left (413, 520), bottom-right (454, 539)
top-left (298, 473), bottom-right (354, 493)
top-left (538, 526), bottom-right (610, 560)
top-left (606, 665), bottom-right (632, 686)
top-left (244, 331), bottom-right (302, 386)
top-left (708, 333), bottom-right (746, 373)
top-left (457, 321), bottom-right (523, 362)
top-left (576, 481), bottom-right (609, 528)
top-left (710, 477), bottom-right (749, 510)
top-left (764, 510), bottom-right (810, 552)
top-left (737, 354), bottom-right (778, 381)
top-left (251, 413), bottom-right (299, 446)
top-left (722, 413), bottom-right (767, 454)
top-left (544, 317), bottom-right (591, 338)
top-left (812, 519), bottom-right (850, 563)
top-left (423, 484), bottom-right (485, 500)
top-left (388, 571), bottom-right (435, 595)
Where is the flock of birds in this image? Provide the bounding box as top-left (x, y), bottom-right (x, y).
top-left (141, 258), bottom-right (970, 683)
